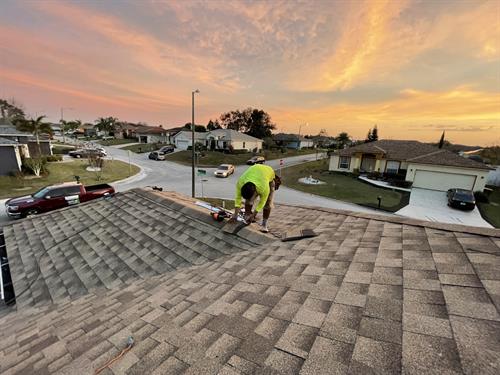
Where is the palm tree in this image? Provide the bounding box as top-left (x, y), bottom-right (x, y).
top-left (95, 117), bottom-right (117, 136)
top-left (335, 132), bottom-right (351, 149)
top-left (16, 115), bottom-right (53, 156)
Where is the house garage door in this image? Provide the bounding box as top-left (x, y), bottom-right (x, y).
top-left (176, 140), bottom-right (189, 150)
top-left (413, 170), bottom-right (476, 191)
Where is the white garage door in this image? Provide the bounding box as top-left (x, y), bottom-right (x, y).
top-left (176, 140), bottom-right (189, 150)
top-left (413, 170), bottom-right (476, 191)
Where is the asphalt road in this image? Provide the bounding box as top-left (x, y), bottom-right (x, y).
top-left (0, 144), bottom-right (385, 229)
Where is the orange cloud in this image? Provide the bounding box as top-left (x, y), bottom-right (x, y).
top-left (272, 86), bottom-right (500, 144)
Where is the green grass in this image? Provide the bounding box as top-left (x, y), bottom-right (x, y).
top-left (121, 143), bottom-right (170, 153)
top-left (281, 159), bottom-right (410, 212)
top-left (0, 160), bottom-right (140, 199)
top-left (98, 138), bottom-right (138, 146)
top-left (165, 149), bottom-right (321, 167)
top-left (478, 187), bottom-right (500, 228)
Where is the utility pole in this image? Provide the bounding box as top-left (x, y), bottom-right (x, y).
top-left (191, 90), bottom-right (199, 198)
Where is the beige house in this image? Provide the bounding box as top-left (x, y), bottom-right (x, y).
top-left (329, 140), bottom-right (491, 192)
top-left (206, 129), bottom-right (262, 152)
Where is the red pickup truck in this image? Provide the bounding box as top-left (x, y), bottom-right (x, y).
top-left (5, 183), bottom-right (115, 219)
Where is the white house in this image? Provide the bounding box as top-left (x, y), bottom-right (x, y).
top-left (206, 129), bottom-right (262, 152)
top-left (172, 131), bottom-right (208, 150)
top-left (329, 140), bottom-right (492, 192)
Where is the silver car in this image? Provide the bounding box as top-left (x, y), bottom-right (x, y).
top-left (214, 164), bottom-right (235, 178)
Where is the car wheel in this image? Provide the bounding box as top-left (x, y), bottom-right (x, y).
top-left (25, 208), bottom-right (39, 218)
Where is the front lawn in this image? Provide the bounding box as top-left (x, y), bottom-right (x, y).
top-left (98, 138), bottom-right (138, 146)
top-left (0, 160), bottom-right (140, 199)
top-left (121, 143), bottom-right (170, 153)
top-left (478, 187), bottom-right (500, 228)
top-left (165, 148), bottom-right (321, 167)
top-left (281, 159), bottom-right (410, 212)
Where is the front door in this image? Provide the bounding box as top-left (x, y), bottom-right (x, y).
top-left (361, 156), bottom-right (376, 172)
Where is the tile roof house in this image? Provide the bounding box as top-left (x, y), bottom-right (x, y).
top-left (1, 188), bottom-right (499, 374)
top-left (0, 124), bottom-right (52, 158)
top-left (330, 140), bottom-right (492, 192)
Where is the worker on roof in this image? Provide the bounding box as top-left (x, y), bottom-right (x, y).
top-left (230, 164), bottom-right (281, 233)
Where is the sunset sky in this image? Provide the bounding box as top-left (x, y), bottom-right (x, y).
top-left (1, 0), bottom-right (499, 145)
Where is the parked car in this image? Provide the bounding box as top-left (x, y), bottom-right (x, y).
top-left (5, 183), bottom-right (115, 219)
top-left (447, 188), bottom-right (476, 211)
top-left (246, 156), bottom-right (265, 165)
top-left (159, 145), bottom-right (175, 154)
top-left (214, 164), bottom-right (235, 178)
top-left (69, 148), bottom-right (107, 158)
top-left (148, 151), bottom-right (165, 161)
top-left (100, 135), bottom-right (115, 141)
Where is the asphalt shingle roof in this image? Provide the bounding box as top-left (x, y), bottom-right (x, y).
top-left (337, 140), bottom-right (491, 170)
top-left (0, 191), bottom-right (499, 374)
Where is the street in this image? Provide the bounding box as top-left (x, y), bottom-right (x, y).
top-left (0, 145), bottom-right (384, 228)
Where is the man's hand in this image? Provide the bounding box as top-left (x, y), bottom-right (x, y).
top-left (245, 211), bottom-right (257, 224)
top-left (228, 208), bottom-right (240, 224)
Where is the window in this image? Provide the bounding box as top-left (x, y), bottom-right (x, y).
top-left (339, 156), bottom-right (350, 169)
top-left (243, 142), bottom-right (246, 149)
top-left (64, 186), bottom-right (81, 196)
top-left (386, 160), bottom-right (400, 174)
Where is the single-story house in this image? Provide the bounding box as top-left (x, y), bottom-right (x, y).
top-left (0, 124), bottom-right (52, 157)
top-left (172, 130), bottom-right (208, 150)
top-left (0, 137), bottom-right (24, 175)
top-left (135, 125), bottom-right (171, 144)
top-left (329, 140), bottom-right (491, 192)
top-left (75, 123), bottom-right (98, 137)
top-left (206, 129), bottom-right (262, 152)
top-left (273, 133), bottom-right (315, 149)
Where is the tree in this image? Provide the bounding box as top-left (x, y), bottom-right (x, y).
top-left (16, 115), bottom-right (53, 156)
top-left (184, 123), bottom-right (207, 132)
top-left (95, 117), bottom-right (118, 135)
top-left (365, 125), bottom-right (379, 143)
top-left (335, 132), bottom-right (351, 149)
top-left (207, 119), bottom-right (221, 131)
top-left (438, 131), bottom-right (445, 149)
top-left (60, 119), bottom-right (81, 142)
top-left (219, 108), bottom-right (276, 139)
top-left (0, 98), bottom-right (25, 121)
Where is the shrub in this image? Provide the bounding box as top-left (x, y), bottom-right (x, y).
top-left (388, 179), bottom-right (413, 189)
top-left (231, 149), bottom-right (249, 155)
top-left (22, 158), bottom-right (47, 177)
top-left (352, 168), bottom-right (360, 176)
top-left (53, 146), bottom-right (75, 154)
top-left (474, 191), bottom-right (489, 203)
top-left (367, 171), bottom-right (381, 180)
top-left (44, 155), bottom-right (63, 162)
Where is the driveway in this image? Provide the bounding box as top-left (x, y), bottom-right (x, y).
top-left (396, 188), bottom-right (492, 228)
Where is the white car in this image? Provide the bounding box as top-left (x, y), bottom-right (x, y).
top-left (214, 164), bottom-right (235, 178)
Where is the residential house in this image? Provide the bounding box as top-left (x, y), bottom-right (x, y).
top-left (172, 130), bottom-right (208, 150)
top-left (0, 124), bottom-right (52, 157)
top-left (329, 139), bottom-right (491, 192)
top-left (273, 133), bottom-right (315, 149)
top-left (206, 129), bottom-right (263, 152)
top-left (136, 125), bottom-right (179, 144)
top-left (0, 137), bottom-right (24, 175)
top-left (1, 188), bottom-right (499, 374)
top-left (75, 123), bottom-right (98, 137)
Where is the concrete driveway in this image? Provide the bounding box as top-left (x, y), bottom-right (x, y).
top-left (396, 188), bottom-right (492, 228)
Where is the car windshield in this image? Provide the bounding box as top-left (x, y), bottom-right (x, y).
top-left (454, 191), bottom-right (474, 201)
top-left (218, 165), bottom-right (228, 170)
top-left (33, 187), bottom-right (50, 199)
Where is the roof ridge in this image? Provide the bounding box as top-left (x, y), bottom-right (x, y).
top-left (373, 145), bottom-right (386, 153)
top-left (407, 149), bottom-right (445, 161)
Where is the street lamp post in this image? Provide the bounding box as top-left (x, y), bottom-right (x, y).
top-left (298, 122), bottom-right (308, 149)
top-left (191, 90), bottom-right (199, 198)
